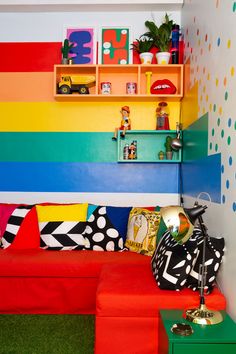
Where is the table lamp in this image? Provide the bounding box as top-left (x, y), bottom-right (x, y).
top-left (161, 203), bottom-right (223, 325)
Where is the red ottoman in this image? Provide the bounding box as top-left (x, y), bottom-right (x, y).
top-left (95, 263), bottom-right (226, 354)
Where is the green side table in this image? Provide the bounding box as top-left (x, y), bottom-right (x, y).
top-left (159, 310), bottom-right (236, 354)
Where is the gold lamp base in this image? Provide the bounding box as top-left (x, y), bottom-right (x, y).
top-left (185, 304), bottom-right (223, 325)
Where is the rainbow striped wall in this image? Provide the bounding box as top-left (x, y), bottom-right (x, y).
top-left (0, 40), bottom-right (180, 206)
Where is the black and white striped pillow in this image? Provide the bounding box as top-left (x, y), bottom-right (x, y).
top-left (0, 205), bottom-right (34, 249)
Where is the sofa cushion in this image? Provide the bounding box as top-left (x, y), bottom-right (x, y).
top-left (125, 208), bottom-right (161, 256)
top-left (83, 206), bottom-right (124, 251)
top-left (36, 204), bottom-right (88, 250)
top-left (87, 204), bottom-right (132, 242)
top-left (0, 249), bottom-right (150, 278)
top-left (151, 231), bottom-right (198, 291)
top-left (0, 205), bottom-right (35, 249)
top-left (96, 264), bottom-right (226, 318)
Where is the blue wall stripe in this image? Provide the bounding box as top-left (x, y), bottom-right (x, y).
top-left (181, 154), bottom-right (221, 203)
top-left (0, 162), bottom-right (179, 193)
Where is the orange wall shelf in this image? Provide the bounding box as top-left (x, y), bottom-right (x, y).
top-left (54, 64), bottom-right (184, 101)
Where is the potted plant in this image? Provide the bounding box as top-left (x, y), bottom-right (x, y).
top-left (165, 135), bottom-right (173, 160)
top-left (145, 13), bottom-right (174, 64)
top-left (131, 35), bottom-right (154, 64)
top-left (61, 39), bottom-right (74, 64)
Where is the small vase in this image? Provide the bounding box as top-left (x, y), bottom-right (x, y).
top-left (156, 52), bottom-right (171, 65)
top-left (61, 58), bottom-right (69, 65)
top-left (166, 151), bottom-right (173, 160)
top-left (139, 52), bottom-right (153, 65)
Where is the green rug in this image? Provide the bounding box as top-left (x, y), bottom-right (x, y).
top-left (0, 314), bottom-right (94, 354)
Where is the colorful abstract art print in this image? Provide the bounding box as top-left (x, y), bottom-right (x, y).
top-left (65, 27), bottom-right (97, 64)
top-left (99, 27), bottom-right (132, 64)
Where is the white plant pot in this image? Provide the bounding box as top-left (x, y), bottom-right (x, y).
top-left (139, 52), bottom-right (153, 64)
top-left (156, 52), bottom-right (171, 65)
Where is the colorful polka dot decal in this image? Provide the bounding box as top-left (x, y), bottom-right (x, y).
top-left (183, 0), bottom-right (236, 213)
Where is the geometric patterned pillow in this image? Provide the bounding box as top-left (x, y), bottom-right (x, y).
top-left (87, 204), bottom-right (131, 242)
top-left (152, 230), bottom-right (198, 291)
top-left (36, 204), bottom-right (88, 251)
top-left (83, 206), bottom-right (124, 251)
top-left (38, 221), bottom-right (87, 250)
top-left (0, 205), bottom-right (34, 249)
top-left (186, 227), bottom-right (225, 293)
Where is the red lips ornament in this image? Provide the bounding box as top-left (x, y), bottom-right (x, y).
top-left (150, 79), bottom-right (177, 95)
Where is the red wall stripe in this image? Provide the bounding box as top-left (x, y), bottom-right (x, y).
top-left (0, 42), bottom-right (61, 72)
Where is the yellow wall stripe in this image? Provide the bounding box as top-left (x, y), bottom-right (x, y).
top-left (0, 101), bottom-right (180, 132)
top-left (181, 60), bottom-right (199, 129)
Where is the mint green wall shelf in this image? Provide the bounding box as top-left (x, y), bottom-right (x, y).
top-left (117, 130), bottom-right (182, 163)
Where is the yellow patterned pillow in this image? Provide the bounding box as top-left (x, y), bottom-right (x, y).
top-left (125, 208), bottom-right (161, 256)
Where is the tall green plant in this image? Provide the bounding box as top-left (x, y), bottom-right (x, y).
top-left (165, 136), bottom-right (173, 152)
top-left (145, 13), bottom-right (174, 52)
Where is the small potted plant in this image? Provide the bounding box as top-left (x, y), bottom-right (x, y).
top-left (145, 13), bottom-right (174, 64)
top-left (165, 135), bottom-right (173, 160)
top-left (131, 35), bottom-right (154, 64)
top-left (61, 39), bottom-right (74, 64)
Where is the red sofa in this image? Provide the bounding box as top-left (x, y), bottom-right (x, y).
top-left (0, 204), bottom-right (226, 353)
top-left (0, 249), bottom-right (150, 314)
top-left (0, 249), bottom-right (226, 354)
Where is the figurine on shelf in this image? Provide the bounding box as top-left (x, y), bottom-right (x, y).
top-left (112, 106), bottom-right (131, 140)
top-left (156, 101), bottom-right (170, 130)
top-left (158, 150), bottom-right (165, 160)
top-left (128, 140), bottom-right (137, 160)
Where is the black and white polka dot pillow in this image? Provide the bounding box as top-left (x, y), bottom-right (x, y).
top-left (186, 227), bottom-right (225, 292)
top-left (83, 206), bottom-right (124, 251)
top-left (151, 231), bottom-right (198, 291)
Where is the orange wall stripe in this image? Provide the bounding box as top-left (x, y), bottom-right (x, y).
top-left (0, 42), bottom-right (61, 72)
top-left (0, 72), bottom-right (54, 102)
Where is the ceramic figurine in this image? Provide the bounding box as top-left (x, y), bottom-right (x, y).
top-left (112, 106), bottom-right (131, 140)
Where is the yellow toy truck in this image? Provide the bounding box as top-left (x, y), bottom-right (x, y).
top-left (58, 75), bottom-right (96, 94)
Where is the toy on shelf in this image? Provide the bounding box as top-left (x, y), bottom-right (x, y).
top-left (112, 106), bottom-right (131, 140)
top-left (128, 140), bottom-right (137, 160)
top-left (156, 101), bottom-right (170, 130)
top-left (58, 75), bottom-right (96, 95)
top-left (151, 79), bottom-right (176, 95)
top-left (158, 150), bottom-right (165, 160)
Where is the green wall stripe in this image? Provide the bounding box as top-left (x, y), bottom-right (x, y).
top-left (183, 113), bottom-right (208, 161)
top-left (0, 132), bottom-right (117, 162)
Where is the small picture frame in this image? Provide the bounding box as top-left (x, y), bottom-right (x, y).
top-left (64, 26), bottom-right (97, 64)
top-left (99, 26), bottom-right (132, 64)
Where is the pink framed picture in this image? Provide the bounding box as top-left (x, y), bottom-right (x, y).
top-left (64, 27), bottom-right (97, 64)
top-left (99, 27), bottom-right (132, 64)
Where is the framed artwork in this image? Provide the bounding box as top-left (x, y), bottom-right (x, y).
top-left (99, 27), bottom-right (132, 64)
top-left (64, 27), bottom-right (97, 64)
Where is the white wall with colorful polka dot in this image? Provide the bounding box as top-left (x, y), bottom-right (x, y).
top-left (182, 0), bottom-right (236, 320)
